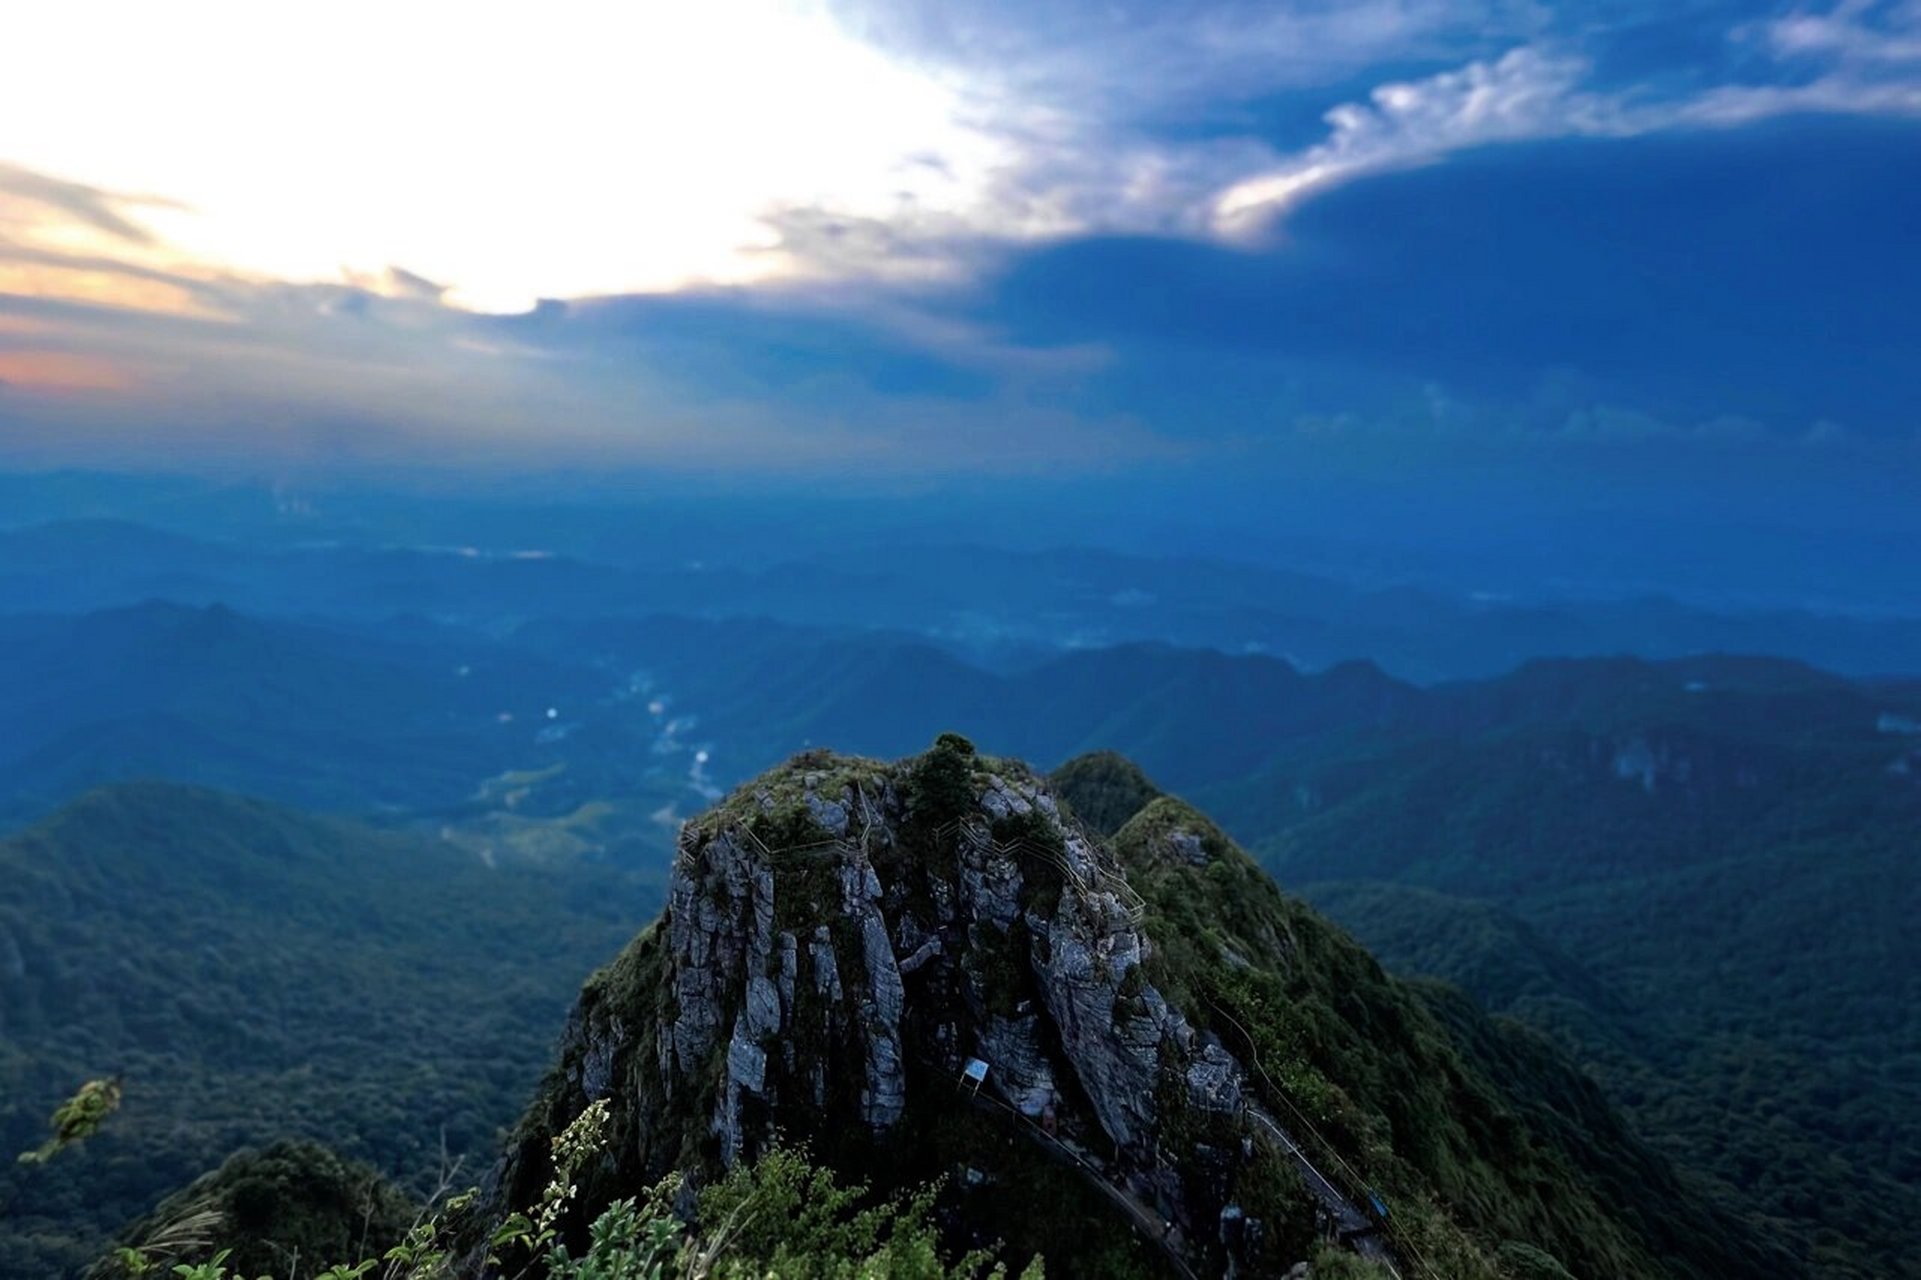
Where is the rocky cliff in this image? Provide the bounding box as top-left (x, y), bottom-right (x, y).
top-left (494, 735), bottom-right (1296, 1275)
top-left (490, 736), bottom-right (1766, 1279)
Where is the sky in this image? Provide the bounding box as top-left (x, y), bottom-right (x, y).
top-left (1, 0), bottom-right (1919, 603)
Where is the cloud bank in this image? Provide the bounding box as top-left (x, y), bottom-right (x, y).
top-left (0, 0), bottom-right (1918, 485)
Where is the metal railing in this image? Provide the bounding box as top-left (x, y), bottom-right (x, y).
top-left (935, 815), bottom-right (1148, 926)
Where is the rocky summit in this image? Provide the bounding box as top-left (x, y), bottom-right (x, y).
top-left (488, 736), bottom-right (1774, 1279)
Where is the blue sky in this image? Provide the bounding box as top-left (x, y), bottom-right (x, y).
top-left (0, 0), bottom-right (1918, 603)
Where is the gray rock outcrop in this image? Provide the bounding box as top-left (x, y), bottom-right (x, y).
top-left (491, 742), bottom-right (1306, 1278)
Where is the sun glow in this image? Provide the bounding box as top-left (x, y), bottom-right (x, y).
top-left (0, 1), bottom-right (1007, 311)
top-left (0, 350), bottom-right (132, 393)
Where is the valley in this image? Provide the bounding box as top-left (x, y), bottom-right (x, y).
top-left (2, 505), bottom-right (1917, 1277)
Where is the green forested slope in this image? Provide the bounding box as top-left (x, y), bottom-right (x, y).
top-left (1159, 668), bottom-right (1921, 1280)
top-left (0, 784), bottom-right (660, 1278)
top-left (1100, 790), bottom-right (1793, 1279)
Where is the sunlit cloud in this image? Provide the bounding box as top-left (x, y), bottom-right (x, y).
top-left (11, 1), bottom-right (1921, 302)
top-left (0, 162), bottom-right (186, 247)
top-left (1212, 48), bottom-right (1605, 235)
top-left (0, 257), bottom-right (209, 319)
top-left (0, 2), bottom-right (1543, 307)
top-left (1210, 4), bottom-right (1921, 236)
top-left (0, 161), bottom-right (233, 326)
top-left (0, 1), bottom-right (1026, 311)
top-left (2, 0), bottom-right (1920, 474)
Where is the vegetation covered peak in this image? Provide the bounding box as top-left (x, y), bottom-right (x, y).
top-left (491, 738), bottom-right (1776, 1279)
top-left (1047, 751), bottom-right (1163, 837)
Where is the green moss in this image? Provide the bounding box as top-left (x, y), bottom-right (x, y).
top-left (694, 750), bottom-right (890, 851)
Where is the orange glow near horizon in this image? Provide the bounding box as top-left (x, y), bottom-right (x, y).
top-left (0, 248), bottom-right (224, 318)
top-left (0, 350), bottom-right (132, 393)
top-left (0, 262), bottom-right (203, 316)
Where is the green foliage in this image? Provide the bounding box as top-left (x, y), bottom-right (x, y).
top-left (1493, 1241), bottom-right (1576, 1280)
top-left (1226, 704), bottom-right (1921, 1279)
top-left (1106, 794), bottom-right (1788, 1280)
top-left (90, 1141), bottom-right (420, 1280)
top-left (546, 1197), bottom-right (682, 1280)
top-left (111, 1136), bottom-right (1035, 1280)
top-left (490, 1098), bottom-right (623, 1267)
top-left (19, 721), bottom-right (1862, 1280)
top-left (1046, 751), bottom-right (1162, 836)
top-left (905, 733), bottom-right (980, 828)
top-left (0, 783), bottom-right (659, 1278)
top-left (512, 1134), bottom-right (1053, 1280)
top-left (693, 1144), bottom-right (1034, 1279)
top-left (1308, 1247), bottom-right (1398, 1279)
top-left (19, 1076), bottom-right (123, 1165)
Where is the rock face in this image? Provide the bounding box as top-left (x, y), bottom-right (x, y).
top-left (492, 736), bottom-right (1313, 1276)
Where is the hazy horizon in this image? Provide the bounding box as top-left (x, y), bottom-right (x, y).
top-left (5, 1), bottom-right (1920, 620)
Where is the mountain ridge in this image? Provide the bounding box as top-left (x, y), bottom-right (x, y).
top-left (486, 737), bottom-right (1785, 1279)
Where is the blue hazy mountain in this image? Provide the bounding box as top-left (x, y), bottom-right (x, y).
top-left (3, 485), bottom-right (1917, 1277)
top-left (5, 499), bottom-right (1921, 681)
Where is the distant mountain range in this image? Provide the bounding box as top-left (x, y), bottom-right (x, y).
top-left (4, 520), bottom-right (1919, 1277)
top-left (6, 516), bottom-right (1921, 680)
top-left (6, 595), bottom-right (1915, 820)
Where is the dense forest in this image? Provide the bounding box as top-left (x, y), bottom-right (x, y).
top-left (0, 785), bottom-right (660, 1277)
top-left (1184, 666), bottom-right (1921, 1279)
top-left (3, 592), bottom-right (1916, 1276)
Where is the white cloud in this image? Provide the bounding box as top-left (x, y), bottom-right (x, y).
top-left (1672, 73), bottom-right (1921, 125)
top-left (1212, 47), bottom-right (1606, 235)
top-left (6, 0), bottom-right (1921, 471)
top-left (1764, 0), bottom-right (1921, 64)
top-left (0, 0), bottom-right (1020, 311)
top-left (0, 1), bottom-right (1558, 306)
top-left (1209, 5), bottom-right (1921, 238)
top-left (831, 0), bottom-right (1541, 110)
top-left (10, 0), bottom-right (1921, 310)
